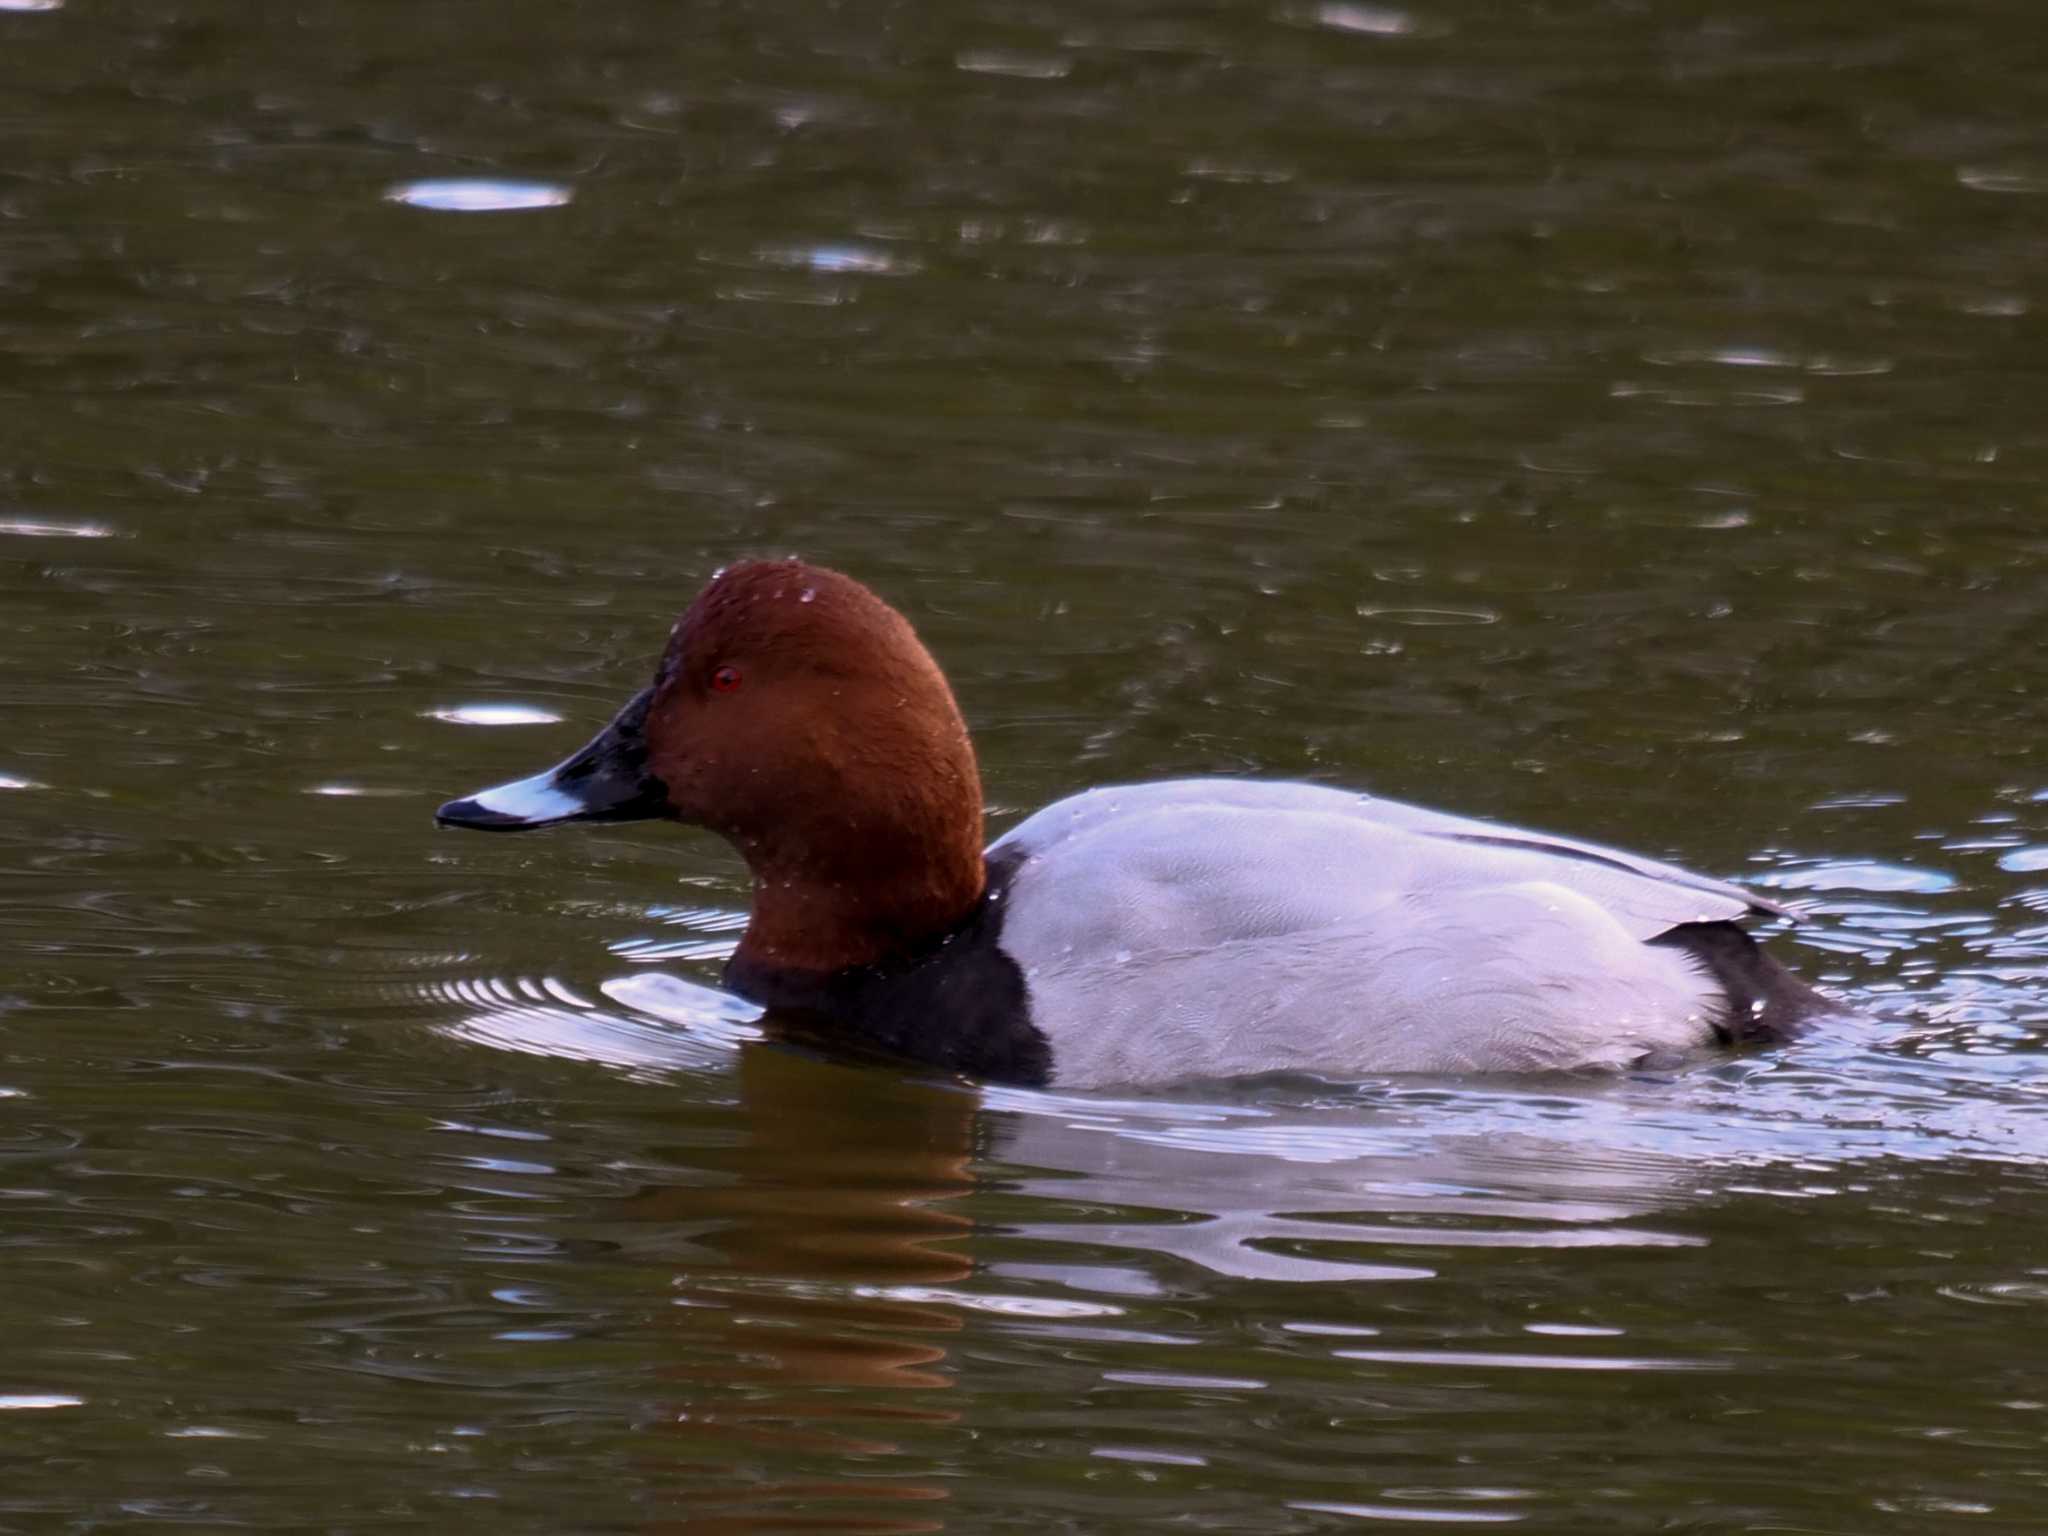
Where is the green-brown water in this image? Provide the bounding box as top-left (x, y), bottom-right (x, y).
top-left (5, 0), bottom-right (2048, 1529)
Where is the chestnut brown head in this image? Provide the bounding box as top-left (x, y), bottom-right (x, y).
top-left (436, 561), bottom-right (988, 972)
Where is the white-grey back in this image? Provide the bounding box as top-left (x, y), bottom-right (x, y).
top-left (989, 780), bottom-right (1763, 1088)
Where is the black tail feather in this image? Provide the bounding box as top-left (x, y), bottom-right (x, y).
top-left (1648, 921), bottom-right (1832, 1047)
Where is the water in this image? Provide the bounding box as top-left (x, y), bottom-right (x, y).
top-left (5, 0), bottom-right (2048, 1528)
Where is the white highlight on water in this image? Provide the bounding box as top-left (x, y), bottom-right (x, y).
top-left (955, 50), bottom-right (1072, 79)
top-left (756, 243), bottom-right (911, 275)
top-left (385, 179), bottom-right (573, 212)
top-left (424, 704), bottom-right (564, 726)
top-left (0, 518), bottom-right (113, 538)
top-left (1315, 3), bottom-right (1415, 35)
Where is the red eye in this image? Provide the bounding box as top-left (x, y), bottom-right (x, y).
top-left (710, 665), bottom-right (743, 694)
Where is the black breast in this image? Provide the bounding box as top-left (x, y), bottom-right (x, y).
top-left (721, 847), bottom-right (1050, 1085)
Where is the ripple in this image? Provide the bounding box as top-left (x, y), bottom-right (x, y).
top-left (714, 283), bottom-right (852, 307)
top-left (1998, 847), bottom-right (2048, 873)
top-left (438, 971), bottom-right (760, 1079)
top-left (420, 974), bottom-right (592, 1012)
top-left (385, 179), bottom-right (573, 212)
top-left (0, 773), bottom-right (44, 791)
top-left (0, 0), bottom-right (64, 10)
top-left (754, 243), bottom-right (913, 276)
top-left (644, 903), bottom-right (750, 932)
top-left (305, 784), bottom-right (412, 798)
top-left (423, 704), bottom-right (565, 726)
top-left (0, 518), bottom-right (115, 538)
top-left (1757, 859), bottom-right (1957, 895)
top-left (602, 971), bottom-right (762, 1027)
top-left (1292, 1501), bottom-right (1522, 1525)
top-left (0, 1395), bottom-right (83, 1410)
top-left (1310, 4), bottom-right (1418, 36)
top-left (1103, 1369), bottom-right (1266, 1391)
top-left (1805, 354), bottom-right (1896, 377)
top-left (1958, 167), bottom-right (2046, 194)
top-left (955, 50), bottom-right (1071, 78)
top-left (1610, 381), bottom-right (1805, 406)
top-left (853, 1285), bottom-right (1121, 1319)
top-left (610, 934), bottom-right (739, 963)
top-left (1647, 345), bottom-right (1800, 369)
top-left (1185, 161), bottom-right (1295, 184)
top-left (1641, 347), bottom-right (1892, 376)
top-left (1938, 1275), bottom-right (2048, 1306)
top-left (1094, 1447), bottom-right (1207, 1467)
top-left (1336, 1347), bottom-right (1716, 1372)
top-left (1355, 605), bottom-right (1499, 627)
top-left (613, 906), bottom-right (747, 962)
top-left (441, 1000), bottom-right (753, 1078)
top-left (1956, 294), bottom-right (2029, 317)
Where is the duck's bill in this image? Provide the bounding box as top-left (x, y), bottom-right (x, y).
top-left (435, 687), bottom-right (671, 832)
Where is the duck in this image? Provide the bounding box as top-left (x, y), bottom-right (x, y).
top-left (435, 559), bottom-right (1831, 1088)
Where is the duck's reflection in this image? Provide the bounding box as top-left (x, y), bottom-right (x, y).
top-left (445, 974), bottom-right (2036, 1532)
top-left (598, 1033), bottom-right (1720, 1531)
top-left (623, 1044), bottom-right (979, 1534)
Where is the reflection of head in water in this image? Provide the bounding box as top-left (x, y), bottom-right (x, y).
top-left (642, 1044), bottom-right (980, 1286)
top-left (620, 1045), bottom-right (978, 1534)
top-left (608, 1046), bottom-right (1721, 1536)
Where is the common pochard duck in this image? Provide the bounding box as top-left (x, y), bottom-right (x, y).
top-left (436, 560), bottom-right (1829, 1087)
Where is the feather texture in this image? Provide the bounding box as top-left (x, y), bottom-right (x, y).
top-left (991, 780), bottom-right (1775, 1087)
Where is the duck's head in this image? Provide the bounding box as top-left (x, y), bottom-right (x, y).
top-left (436, 560), bottom-right (987, 973)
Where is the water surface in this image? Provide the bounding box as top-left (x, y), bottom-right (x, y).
top-left (4, 0), bottom-right (2048, 1529)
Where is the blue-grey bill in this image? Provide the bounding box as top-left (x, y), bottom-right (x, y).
top-left (435, 686), bottom-right (668, 831)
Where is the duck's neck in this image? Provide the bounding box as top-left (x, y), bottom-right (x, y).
top-left (729, 819), bottom-right (988, 977)
top-left (722, 843), bottom-right (1048, 1086)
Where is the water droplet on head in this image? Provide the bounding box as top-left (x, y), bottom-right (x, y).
top-left (799, 587), bottom-right (817, 603)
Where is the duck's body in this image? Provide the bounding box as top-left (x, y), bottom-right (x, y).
top-left (991, 779), bottom-right (1806, 1086)
top-left (436, 561), bottom-right (1830, 1088)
